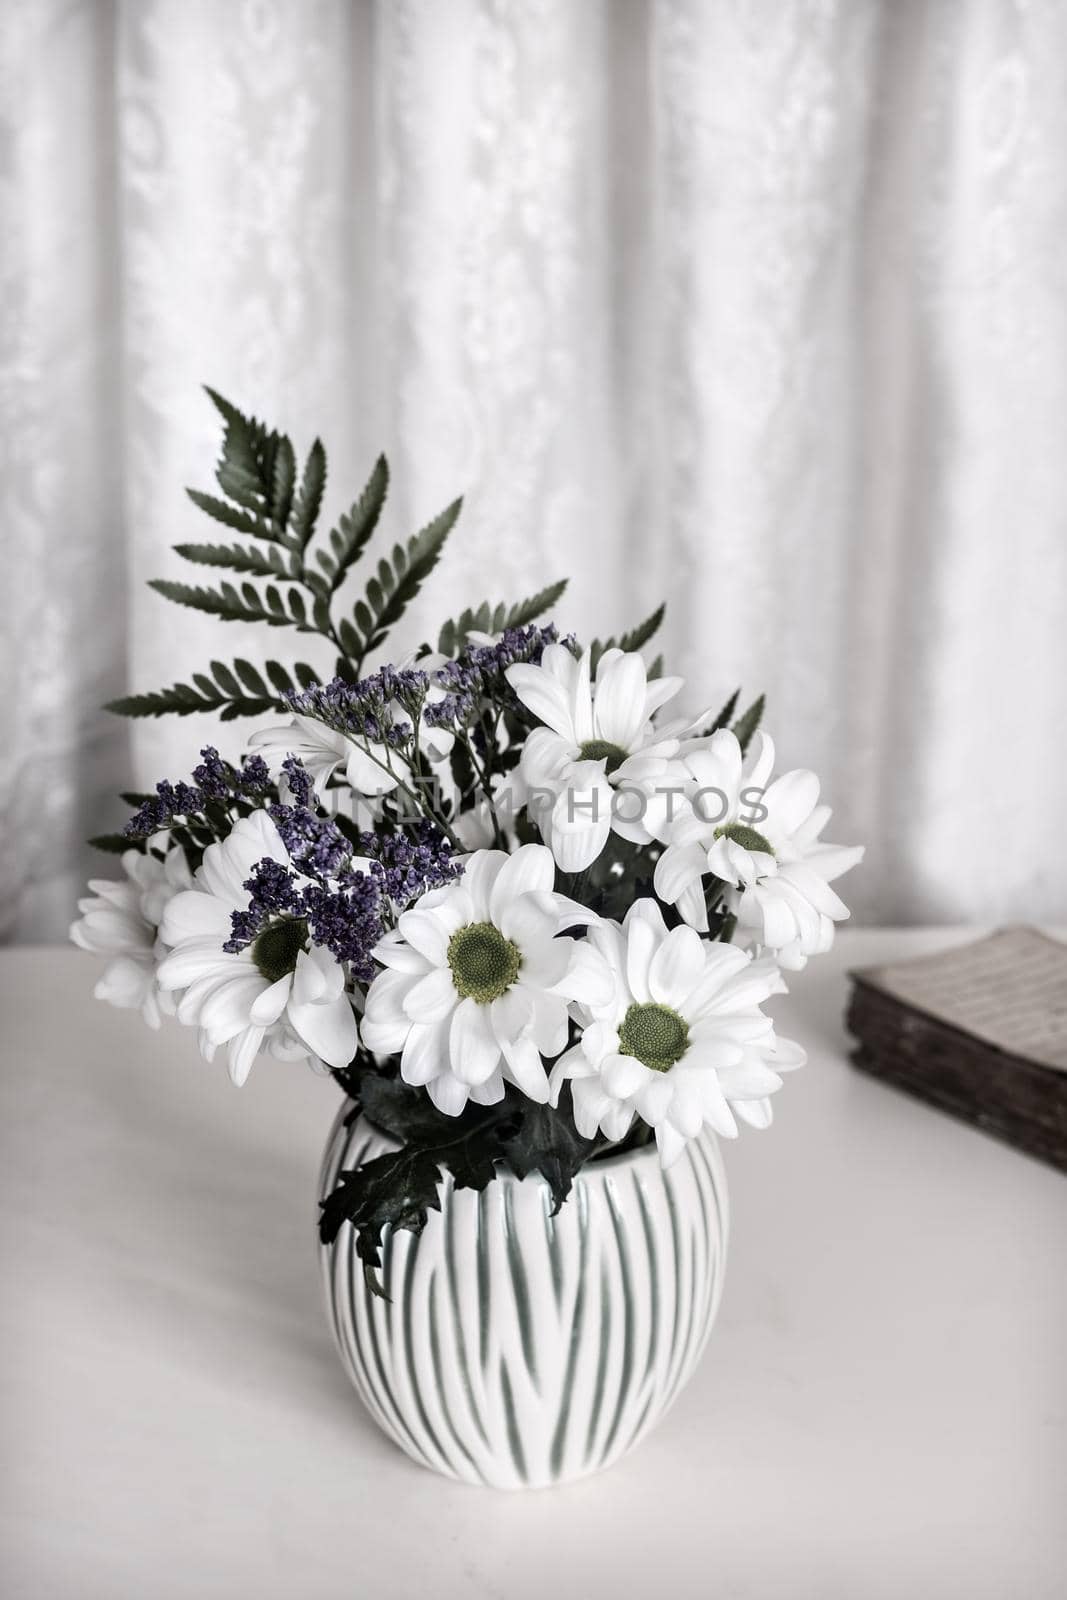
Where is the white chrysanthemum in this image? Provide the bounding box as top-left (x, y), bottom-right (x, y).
top-left (505, 645), bottom-right (694, 873)
top-left (653, 729), bottom-right (863, 963)
top-left (71, 847), bottom-right (193, 1026)
top-left (157, 811), bottom-right (357, 1085)
top-left (549, 899), bottom-right (805, 1167)
top-left (249, 652), bottom-right (453, 803)
top-left (728, 781), bottom-right (865, 969)
top-left (361, 844), bottom-right (611, 1115)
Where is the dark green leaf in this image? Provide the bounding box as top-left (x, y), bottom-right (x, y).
top-left (264, 660), bottom-right (294, 695)
top-left (502, 1089), bottom-right (597, 1213)
top-left (290, 438), bottom-right (326, 549)
top-left (318, 1148), bottom-right (445, 1295)
top-left (360, 1074), bottom-right (460, 1145)
top-left (327, 455), bottom-right (389, 595)
top-left (619, 601), bottom-right (666, 653)
top-left (270, 435), bottom-right (296, 532)
top-left (210, 659), bottom-right (240, 696)
top-left (88, 832), bottom-right (138, 854)
top-left (105, 684), bottom-right (217, 718)
top-left (184, 489), bottom-right (277, 542)
top-left (233, 659), bottom-right (268, 696)
top-left (172, 540), bottom-right (281, 577)
top-left (318, 1102), bottom-right (511, 1295)
top-left (147, 579), bottom-right (298, 629)
top-left (504, 579), bottom-right (568, 629)
top-left (732, 693), bottom-right (765, 753)
top-left (350, 497), bottom-right (461, 667)
top-left (218, 698), bottom-right (278, 721)
top-left (710, 688), bottom-right (740, 733)
top-left (589, 600), bottom-right (666, 674)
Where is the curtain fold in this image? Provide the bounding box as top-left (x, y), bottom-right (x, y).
top-left (3, 0), bottom-right (1065, 940)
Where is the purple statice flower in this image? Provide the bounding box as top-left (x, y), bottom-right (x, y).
top-left (301, 878), bottom-right (384, 984)
top-left (280, 755), bottom-right (314, 809)
top-left (124, 747), bottom-right (273, 839)
top-left (225, 859), bottom-right (302, 950)
top-left (284, 667), bottom-right (430, 745)
top-left (224, 794), bottom-right (460, 985)
top-left (424, 624), bottom-right (564, 730)
top-left (267, 802), bottom-right (352, 880)
top-left (360, 819), bottom-right (463, 906)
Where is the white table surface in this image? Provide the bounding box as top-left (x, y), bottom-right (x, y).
top-left (1, 934), bottom-right (1064, 1600)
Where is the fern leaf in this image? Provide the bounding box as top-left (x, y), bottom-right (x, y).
top-left (618, 602), bottom-right (666, 653)
top-left (88, 833), bottom-right (139, 854)
top-left (504, 580), bottom-right (568, 628)
top-left (352, 497), bottom-right (461, 663)
top-left (590, 600), bottom-right (666, 673)
top-left (327, 456), bottom-right (389, 594)
top-left (270, 435), bottom-right (296, 533)
top-left (184, 489), bottom-right (278, 542)
top-left (732, 693), bottom-right (765, 753)
top-left (172, 541), bottom-right (285, 578)
top-left (709, 689), bottom-right (740, 733)
top-left (290, 438), bottom-right (326, 549)
top-left (147, 579), bottom-right (297, 628)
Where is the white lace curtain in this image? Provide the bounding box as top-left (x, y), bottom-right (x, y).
top-left (3, 0), bottom-right (1065, 941)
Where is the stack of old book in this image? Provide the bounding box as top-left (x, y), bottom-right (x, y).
top-left (847, 926), bottom-right (1067, 1172)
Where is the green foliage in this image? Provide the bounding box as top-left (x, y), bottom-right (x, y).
top-left (590, 601), bottom-right (666, 673)
top-left (88, 832), bottom-right (142, 854)
top-left (318, 1081), bottom-right (515, 1297)
top-left (146, 579), bottom-right (303, 628)
top-left (318, 455), bottom-right (388, 595)
top-left (172, 541), bottom-right (292, 578)
top-left (290, 438), bottom-right (327, 550)
top-left (109, 391), bottom-right (464, 719)
top-left (709, 688), bottom-right (739, 732)
top-left (105, 657), bottom-right (319, 721)
top-left (435, 579), bottom-right (568, 657)
top-left (500, 1090), bottom-right (596, 1214)
top-left (346, 498), bottom-right (461, 675)
top-left (319, 1074), bottom-right (597, 1293)
top-left (732, 693), bottom-right (765, 753)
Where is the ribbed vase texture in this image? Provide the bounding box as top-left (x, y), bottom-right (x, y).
top-left (319, 1105), bottom-right (729, 1489)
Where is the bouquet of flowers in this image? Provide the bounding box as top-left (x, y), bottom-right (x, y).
top-left (72, 392), bottom-right (863, 1294)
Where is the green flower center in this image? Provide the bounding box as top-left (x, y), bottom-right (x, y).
top-left (252, 918), bottom-right (308, 983)
top-left (618, 1002), bottom-right (690, 1074)
top-left (447, 922), bottom-right (521, 1004)
top-left (578, 739), bottom-right (629, 774)
top-left (714, 821), bottom-right (775, 856)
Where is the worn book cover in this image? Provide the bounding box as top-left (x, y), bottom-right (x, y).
top-left (847, 928), bottom-right (1067, 1171)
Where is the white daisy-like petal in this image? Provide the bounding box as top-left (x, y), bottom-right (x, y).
top-left (489, 844), bottom-right (554, 920)
top-left (362, 845), bottom-right (608, 1114)
top-left (506, 646), bottom-right (691, 871)
top-left (426, 1075), bottom-right (471, 1117)
top-left (450, 997), bottom-right (505, 1085)
top-left (647, 924), bottom-right (706, 1009)
top-left (653, 727), bottom-right (861, 962)
top-left (155, 811), bottom-right (355, 1082)
top-left (249, 975), bottom-right (293, 1026)
top-left (287, 947), bottom-right (357, 1069)
top-left (71, 846), bottom-right (192, 1028)
top-left (403, 966), bottom-right (459, 1023)
top-left (401, 1020), bottom-right (450, 1086)
top-left (228, 1025), bottom-right (266, 1088)
top-left (553, 898), bottom-right (802, 1164)
top-left (373, 930), bottom-right (433, 975)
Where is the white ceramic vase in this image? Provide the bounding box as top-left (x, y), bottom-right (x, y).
top-left (318, 1103), bottom-right (729, 1490)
